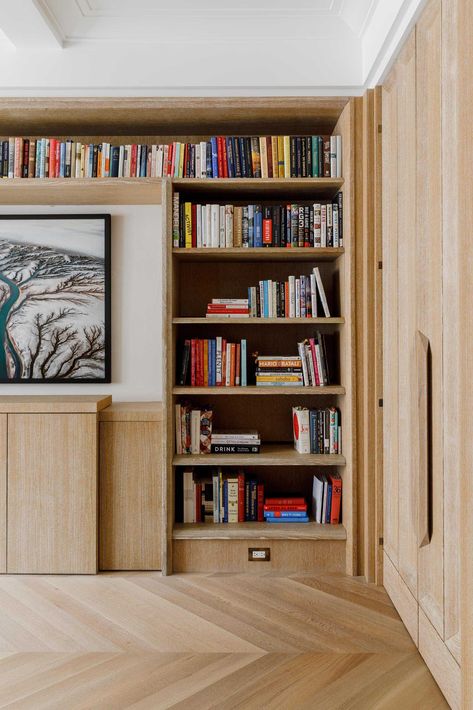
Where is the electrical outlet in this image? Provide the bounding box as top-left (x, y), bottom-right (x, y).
top-left (248, 547), bottom-right (270, 561)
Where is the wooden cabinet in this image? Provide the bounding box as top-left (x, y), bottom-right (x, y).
top-left (0, 395), bottom-right (110, 575)
top-left (99, 403), bottom-right (163, 570)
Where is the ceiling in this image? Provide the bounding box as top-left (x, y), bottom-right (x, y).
top-left (0, 0), bottom-right (426, 95)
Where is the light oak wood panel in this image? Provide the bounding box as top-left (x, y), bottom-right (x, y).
top-left (383, 550), bottom-right (418, 645)
top-left (173, 446), bottom-right (345, 467)
top-left (396, 31), bottom-right (419, 600)
top-left (441, 0), bottom-right (461, 665)
top-left (7, 413), bottom-right (98, 574)
top-left (99, 421), bottom-right (162, 571)
top-left (0, 415), bottom-right (6, 573)
top-left (172, 177), bottom-right (343, 198)
top-left (172, 247), bottom-right (344, 262)
top-left (173, 540), bottom-right (346, 574)
top-left (419, 608), bottom-right (461, 710)
top-left (0, 178), bottom-right (162, 205)
top-left (173, 317), bottom-right (345, 325)
top-left (99, 401), bottom-right (163, 422)
top-left (0, 394), bottom-right (111, 413)
top-left (416, 0), bottom-right (444, 638)
top-left (173, 522), bottom-right (346, 541)
top-left (173, 386), bottom-right (345, 396)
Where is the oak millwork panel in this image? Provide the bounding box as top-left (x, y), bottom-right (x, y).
top-left (0, 414), bottom-right (6, 573)
top-left (7, 413), bottom-right (98, 574)
top-left (99, 420), bottom-right (162, 571)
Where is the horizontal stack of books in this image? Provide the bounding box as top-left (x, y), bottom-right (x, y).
top-left (206, 298), bottom-right (249, 318)
top-left (247, 267), bottom-right (331, 318)
top-left (264, 496), bottom-right (309, 523)
top-left (175, 403), bottom-right (213, 455)
top-left (297, 331), bottom-right (331, 386)
top-left (1, 135), bottom-right (341, 180)
top-left (293, 406), bottom-right (341, 454)
top-left (178, 338), bottom-right (247, 386)
top-left (174, 195), bottom-right (343, 249)
top-left (312, 473), bottom-right (342, 524)
top-left (211, 430), bottom-right (260, 454)
top-left (255, 355), bottom-right (304, 387)
top-left (182, 469), bottom-right (264, 523)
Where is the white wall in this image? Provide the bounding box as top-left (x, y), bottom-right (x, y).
top-left (0, 204), bottom-right (162, 401)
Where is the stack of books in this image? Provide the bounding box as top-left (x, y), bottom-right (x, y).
top-left (293, 406), bottom-right (341, 454)
top-left (255, 355), bottom-right (303, 387)
top-left (174, 195), bottom-right (343, 249)
top-left (312, 473), bottom-right (342, 524)
top-left (178, 338), bottom-right (247, 386)
top-left (211, 430), bottom-right (260, 454)
top-left (175, 403), bottom-right (213, 455)
top-left (247, 267), bottom-right (331, 318)
top-left (206, 298), bottom-right (249, 318)
top-left (264, 497), bottom-right (309, 523)
top-left (182, 469), bottom-right (264, 523)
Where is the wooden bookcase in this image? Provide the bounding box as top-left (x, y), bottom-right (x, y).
top-left (162, 101), bottom-right (356, 575)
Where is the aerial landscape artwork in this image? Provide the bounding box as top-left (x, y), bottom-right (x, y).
top-left (0, 214), bottom-right (111, 382)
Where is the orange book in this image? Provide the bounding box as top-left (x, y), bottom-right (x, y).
top-left (329, 473), bottom-right (342, 524)
top-left (230, 343), bottom-right (236, 386)
top-left (235, 343), bottom-right (241, 386)
top-left (203, 339), bottom-right (209, 386)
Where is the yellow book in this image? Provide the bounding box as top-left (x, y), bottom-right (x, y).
top-left (277, 136), bottom-right (285, 177)
top-left (283, 136), bottom-right (291, 178)
top-left (271, 136), bottom-right (278, 177)
top-left (178, 142), bottom-right (185, 178)
top-left (184, 202), bottom-right (192, 248)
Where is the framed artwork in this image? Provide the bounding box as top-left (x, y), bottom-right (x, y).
top-left (0, 214), bottom-right (111, 382)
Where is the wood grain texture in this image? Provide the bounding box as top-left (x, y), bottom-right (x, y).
top-left (419, 608), bottom-right (461, 710)
top-left (0, 395), bottom-right (111, 413)
top-left (0, 415), bottom-right (6, 573)
top-left (172, 247), bottom-right (344, 262)
top-left (173, 522), bottom-right (346, 541)
top-left (383, 550), bottom-right (418, 646)
top-left (0, 571), bottom-right (447, 709)
top-left (7, 414), bottom-right (98, 574)
top-left (173, 385), bottom-right (345, 396)
top-left (99, 421), bottom-right (162, 571)
top-left (0, 178), bottom-right (162, 205)
top-left (99, 401), bottom-right (163, 422)
top-left (173, 446), bottom-right (345, 467)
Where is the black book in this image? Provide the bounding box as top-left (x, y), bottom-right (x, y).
top-left (298, 205), bottom-right (305, 248)
top-left (92, 144), bottom-right (99, 178)
top-left (179, 203), bottom-right (185, 248)
top-left (280, 205), bottom-right (287, 247)
top-left (301, 137), bottom-right (307, 177)
top-left (245, 137), bottom-right (253, 178)
top-left (140, 145), bottom-right (148, 177)
top-left (178, 340), bottom-right (191, 385)
top-left (110, 146), bottom-right (120, 177)
top-left (336, 191), bottom-right (343, 246)
top-left (290, 138), bottom-right (296, 177)
top-left (306, 137), bottom-right (312, 178)
top-left (211, 444), bottom-right (260, 454)
top-left (22, 139), bottom-right (29, 178)
top-left (227, 138), bottom-right (235, 177)
top-left (2, 140), bottom-right (9, 177)
top-left (239, 137), bottom-right (248, 178)
top-left (309, 205), bottom-right (314, 247)
top-left (234, 137), bottom-right (242, 178)
top-left (304, 205), bottom-right (310, 247)
top-left (206, 140), bottom-right (213, 177)
top-left (318, 136), bottom-right (324, 177)
top-left (273, 205), bottom-right (281, 247)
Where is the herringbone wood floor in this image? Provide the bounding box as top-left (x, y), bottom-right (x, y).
top-left (0, 572), bottom-right (447, 709)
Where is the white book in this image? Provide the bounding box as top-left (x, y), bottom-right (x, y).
top-left (118, 145), bottom-right (125, 178)
top-left (305, 343), bottom-right (316, 386)
top-left (313, 203), bottom-right (321, 247)
top-left (267, 280), bottom-right (273, 318)
top-left (196, 204), bottom-right (202, 248)
top-left (190, 410), bottom-right (200, 454)
top-left (327, 204), bottom-right (333, 245)
top-left (195, 150), bottom-right (201, 181)
top-left (203, 204), bottom-right (211, 248)
top-left (292, 407), bottom-right (310, 453)
top-left (313, 267), bottom-right (331, 317)
top-left (297, 341), bottom-right (310, 387)
top-left (336, 135), bottom-right (342, 177)
top-left (157, 145), bottom-right (164, 177)
top-left (210, 204), bottom-right (219, 248)
top-left (333, 204), bottom-right (339, 247)
top-left (225, 343), bottom-right (231, 385)
top-left (272, 281), bottom-right (277, 318)
top-left (219, 205), bottom-right (226, 248)
top-left (312, 474), bottom-right (324, 523)
top-left (175, 404), bottom-right (182, 455)
top-left (259, 281), bottom-right (264, 317)
top-left (75, 142), bottom-right (82, 179)
top-left (330, 136), bottom-right (337, 177)
top-left (295, 279), bottom-right (301, 318)
top-left (212, 298), bottom-right (248, 304)
top-left (151, 145), bottom-right (157, 177)
top-left (288, 275), bottom-right (296, 318)
top-left (321, 204), bottom-right (327, 247)
top-left (200, 141), bottom-right (207, 177)
top-left (225, 205), bottom-right (233, 247)
top-left (310, 273), bottom-right (318, 317)
top-left (216, 336), bottom-right (222, 385)
top-left (213, 474), bottom-right (220, 523)
top-left (183, 469), bottom-right (195, 523)
top-left (315, 344), bottom-right (325, 387)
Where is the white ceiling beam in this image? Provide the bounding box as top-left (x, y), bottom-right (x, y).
top-left (0, 0), bottom-right (63, 48)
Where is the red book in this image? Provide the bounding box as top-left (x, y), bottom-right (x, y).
top-left (130, 144), bottom-right (137, 177)
top-left (217, 136), bottom-right (224, 177)
top-left (285, 282), bottom-right (289, 317)
top-left (309, 337), bottom-right (320, 385)
top-left (238, 471), bottom-right (245, 522)
top-left (195, 483), bottom-right (202, 523)
top-left (266, 137), bottom-right (273, 178)
top-left (221, 137), bottom-right (228, 178)
top-left (206, 307), bottom-right (249, 314)
top-left (55, 141), bottom-right (61, 178)
top-left (191, 204), bottom-right (197, 247)
top-left (190, 339), bottom-right (196, 386)
top-left (235, 343), bottom-right (241, 385)
top-left (197, 339), bottom-right (204, 386)
top-left (257, 484), bottom-right (264, 521)
top-left (170, 142), bottom-right (176, 177)
top-left (264, 504), bottom-right (307, 512)
top-left (329, 473), bottom-right (342, 524)
top-left (49, 139), bottom-right (56, 178)
top-left (263, 219), bottom-right (272, 245)
top-left (265, 497), bottom-right (306, 505)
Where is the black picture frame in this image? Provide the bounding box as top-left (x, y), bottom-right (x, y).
top-left (0, 213), bottom-right (111, 383)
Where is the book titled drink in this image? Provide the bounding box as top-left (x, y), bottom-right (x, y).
top-left (210, 429), bottom-right (261, 454)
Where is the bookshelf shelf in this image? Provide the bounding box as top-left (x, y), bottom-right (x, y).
top-left (173, 385), bottom-right (345, 396)
top-left (173, 177), bottom-right (344, 198)
top-left (173, 522), bottom-right (346, 541)
top-left (173, 317), bottom-right (345, 325)
top-left (172, 247), bottom-right (344, 262)
top-left (0, 177), bottom-right (162, 205)
top-left (173, 445), bottom-right (345, 467)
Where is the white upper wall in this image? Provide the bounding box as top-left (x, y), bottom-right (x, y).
top-left (0, 0), bottom-right (425, 95)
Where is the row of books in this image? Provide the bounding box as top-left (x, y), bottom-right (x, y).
top-left (297, 333), bottom-right (332, 386)
top-left (246, 267), bottom-right (331, 319)
top-left (174, 195), bottom-right (343, 249)
top-left (312, 473), bottom-right (342, 525)
top-left (175, 404), bottom-right (213, 455)
top-left (0, 135), bottom-right (341, 180)
top-left (293, 407), bottom-right (341, 454)
top-left (178, 338), bottom-right (248, 387)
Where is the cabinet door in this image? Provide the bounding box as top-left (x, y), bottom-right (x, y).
top-left (99, 421), bottom-right (162, 570)
top-left (416, 0), bottom-right (444, 637)
top-left (7, 413), bottom-right (98, 574)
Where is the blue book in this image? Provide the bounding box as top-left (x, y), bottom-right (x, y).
top-left (263, 280), bottom-right (269, 318)
top-left (266, 516), bottom-right (310, 523)
top-left (264, 511), bottom-right (308, 518)
top-left (325, 480), bottom-right (333, 523)
top-left (210, 137), bottom-right (219, 177)
top-left (249, 481), bottom-right (257, 521)
top-left (241, 339), bottom-right (247, 386)
top-left (60, 142), bottom-right (66, 178)
top-left (88, 143), bottom-right (94, 178)
top-left (239, 137), bottom-right (248, 177)
top-left (309, 410), bottom-right (317, 454)
top-left (223, 479), bottom-right (228, 523)
top-left (226, 137), bottom-right (234, 177)
top-left (110, 146), bottom-right (120, 177)
top-left (254, 207), bottom-right (263, 247)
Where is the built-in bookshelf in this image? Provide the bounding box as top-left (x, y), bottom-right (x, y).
top-left (162, 100), bottom-right (355, 575)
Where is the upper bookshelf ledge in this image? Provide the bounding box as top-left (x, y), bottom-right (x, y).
top-left (172, 177), bottom-right (344, 198)
top-left (172, 247), bottom-right (344, 262)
